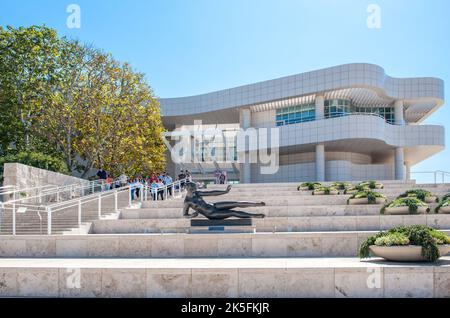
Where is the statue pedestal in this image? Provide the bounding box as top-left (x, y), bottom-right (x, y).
top-left (190, 219), bottom-right (254, 233)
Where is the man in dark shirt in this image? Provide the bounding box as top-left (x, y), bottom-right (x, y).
top-left (96, 169), bottom-right (107, 179)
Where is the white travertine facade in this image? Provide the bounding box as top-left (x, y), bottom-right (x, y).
top-left (160, 63), bottom-right (445, 182)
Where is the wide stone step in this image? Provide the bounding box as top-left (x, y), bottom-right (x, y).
top-left (125, 205), bottom-right (401, 218)
top-left (0, 257), bottom-right (448, 297)
top-left (93, 214), bottom-right (450, 234)
top-left (143, 192), bottom-right (448, 209)
top-left (206, 180), bottom-right (418, 188)
top-left (1, 231), bottom-right (449, 258)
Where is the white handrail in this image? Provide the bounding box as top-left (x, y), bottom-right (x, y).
top-left (1, 179), bottom-right (105, 205)
top-left (0, 177), bottom-right (191, 235)
top-left (411, 170), bottom-right (450, 185)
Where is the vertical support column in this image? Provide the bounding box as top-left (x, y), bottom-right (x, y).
top-left (98, 194), bottom-right (102, 219)
top-left (78, 200), bottom-right (82, 227)
top-left (405, 162), bottom-right (411, 181)
top-left (395, 147), bottom-right (405, 181)
top-left (47, 206), bottom-right (52, 235)
top-left (315, 144), bottom-right (325, 182)
top-left (394, 100), bottom-right (404, 125)
top-left (239, 108), bottom-right (252, 183)
top-left (114, 191), bottom-right (118, 212)
top-left (315, 95), bottom-right (324, 120)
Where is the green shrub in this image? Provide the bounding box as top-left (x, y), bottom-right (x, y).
top-left (297, 182), bottom-right (321, 191)
top-left (359, 180), bottom-right (383, 189)
top-left (331, 182), bottom-right (352, 190)
top-left (344, 184), bottom-right (368, 194)
top-left (380, 197), bottom-right (429, 214)
top-left (0, 151), bottom-right (69, 182)
top-left (313, 186), bottom-right (338, 195)
top-left (435, 198), bottom-right (450, 213)
top-left (374, 232), bottom-right (409, 246)
top-left (441, 193), bottom-right (450, 202)
top-left (398, 189), bottom-right (438, 203)
top-left (359, 225), bottom-right (449, 262)
top-left (347, 190), bottom-right (386, 204)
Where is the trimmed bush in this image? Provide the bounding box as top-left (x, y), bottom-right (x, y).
top-left (312, 186), bottom-right (338, 195)
top-left (380, 197), bottom-right (430, 214)
top-left (331, 182), bottom-right (352, 190)
top-left (435, 196), bottom-right (450, 213)
top-left (398, 189), bottom-right (438, 203)
top-left (347, 190), bottom-right (386, 204)
top-left (359, 180), bottom-right (383, 189)
top-left (297, 182), bottom-right (321, 191)
top-left (374, 232), bottom-right (410, 246)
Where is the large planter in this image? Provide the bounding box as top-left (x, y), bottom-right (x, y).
top-left (424, 196), bottom-right (438, 203)
top-left (438, 206), bottom-right (450, 214)
top-left (298, 186), bottom-right (310, 191)
top-left (348, 197), bottom-right (386, 205)
top-left (345, 189), bottom-right (358, 195)
top-left (383, 206), bottom-right (428, 215)
top-left (369, 245), bottom-right (450, 262)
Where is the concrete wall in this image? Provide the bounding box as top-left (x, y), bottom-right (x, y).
top-left (3, 163), bottom-right (89, 189)
top-left (251, 161), bottom-right (394, 182)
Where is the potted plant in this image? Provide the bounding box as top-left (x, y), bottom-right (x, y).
top-left (397, 189), bottom-right (438, 203)
top-left (359, 225), bottom-right (450, 262)
top-left (359, 180), bottom-right (384, 189)
top-left (331, 182), bottom-right (352, 191)
top-left (312, 186), bottom-right (339, 195)
top-left (344, 184), bottom-right (367, 195)
top-left (347, 191), bottom-right (387, 205)
top-left (435, 194), bottom-right (450, 214)
top-left (381, 197), bottom-right (430, 215)
top-left (297, 182), bottom-right (321, 191)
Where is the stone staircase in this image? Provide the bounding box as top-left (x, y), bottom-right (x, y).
top-left (0, 191), bottom-right (130, 235)
top-left (0, 180), bottom-right (449, 297)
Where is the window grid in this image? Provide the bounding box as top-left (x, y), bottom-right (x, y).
top-left (276, 102), bottom-right (316, 126)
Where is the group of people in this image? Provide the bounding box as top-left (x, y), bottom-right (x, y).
top-left (95, 169), bottom-right (192, 201)
top-left (214, 170), bottom-right (228, 184)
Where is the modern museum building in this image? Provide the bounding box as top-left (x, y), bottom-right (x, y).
top-left (159, 63), bottom-right (445, 183)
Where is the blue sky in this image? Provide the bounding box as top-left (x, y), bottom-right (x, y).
top-left (1, 0), bottom-right (449, 181)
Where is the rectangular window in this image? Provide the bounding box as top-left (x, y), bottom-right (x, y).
top-left (274, 102), bottom-right (317, 126)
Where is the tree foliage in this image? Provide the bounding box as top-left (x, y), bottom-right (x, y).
top-left (0, 25), bottom-right (165, 178)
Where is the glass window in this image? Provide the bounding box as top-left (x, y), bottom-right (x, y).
top-left (274, 102), bottom-right (318, 126)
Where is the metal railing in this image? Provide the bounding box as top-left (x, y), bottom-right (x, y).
top-left (0, 179), bottom-right (106, 205)
top-left (0, 178), bottom-right (190, 235)
top-left (411, 170), bottom-right (450, 185)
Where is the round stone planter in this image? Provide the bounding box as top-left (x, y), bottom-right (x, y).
top-left (348, 197), bottom-right (386, 205)
top-left (383, 206), bottom-right (429, 215)
top-left (437, 206), bottom-right (450, 214)
top-left (369, 245), bottom-right (450, 262)
top-left (299, 186), bottom-right (314, 191)
top-left (345, 189), bottom-right (358, 195)
top-left (424, 196), bottom-right (438, 203)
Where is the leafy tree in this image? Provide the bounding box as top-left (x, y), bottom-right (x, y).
top-left (0, 25), bottom-right (61, 155)
top-left (0, 25), bottom-right (166, 178)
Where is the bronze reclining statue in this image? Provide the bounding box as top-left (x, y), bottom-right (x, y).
top-left (182, 182), bottom-right (265, 220)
